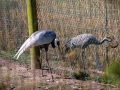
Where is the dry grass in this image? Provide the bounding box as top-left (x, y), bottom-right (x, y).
top-left (0, 57), bottom-right (120, 90)
top-left (36, 0), bottom-right (120, 69)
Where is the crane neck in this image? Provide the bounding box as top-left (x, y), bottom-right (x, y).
top-left (99, 37), bottom-right (110, 44)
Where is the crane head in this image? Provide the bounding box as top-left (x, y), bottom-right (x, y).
top-left (65, 46), bottom-right (70, 53)
top-left (105, 36), bottom-right (112, 42)
top-left (65, 39), bottom-right (73, 53)
top-left (54, 38), bottom-right (61, 53)
top-left (54, 38), bottom-right (60, 47)
top-left (107, 35), bottom-right (119, 48)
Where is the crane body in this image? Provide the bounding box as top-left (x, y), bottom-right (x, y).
top-left (14, 30), bottom-right (60, 81)
top-left (65, 33), bottom-right (112, 70)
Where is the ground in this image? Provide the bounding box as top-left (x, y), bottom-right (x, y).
top-left (0, 57), bottom-right (119, 90)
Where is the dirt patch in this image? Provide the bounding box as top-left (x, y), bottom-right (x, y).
top-left (0, 57), bottom-right (119, 90)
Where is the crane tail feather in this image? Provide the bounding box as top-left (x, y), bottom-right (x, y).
top-left (14, 37), bottom-right (35, 59)
top-left (16, 49), bottom-right (26, 59)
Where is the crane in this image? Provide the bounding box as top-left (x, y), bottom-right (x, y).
top-left (14, 30), bottom-right (60, 81)
top-left (65, 33), bottom-right (112, 70)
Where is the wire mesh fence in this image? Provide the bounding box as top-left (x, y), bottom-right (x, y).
top-left (36, 0), bottom-right (120, 76)
top-left (0, 0), bottom-right (120, 89)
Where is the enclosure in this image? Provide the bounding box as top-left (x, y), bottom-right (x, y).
top-left (0, 0), bottom-right (120, 89)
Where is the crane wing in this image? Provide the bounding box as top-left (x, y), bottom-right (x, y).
top-left (14, 30), bottom-right (56, 59)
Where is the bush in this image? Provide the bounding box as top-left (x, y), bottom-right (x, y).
top-left (102, 60), bottom-right (120, 87)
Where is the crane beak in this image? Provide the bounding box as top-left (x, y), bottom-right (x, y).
top-left (65, 49), bottom-right (68, 54)
top-left (58, 46), bottom-right (61, 53)
top-left (57, 41), bottom-right (62, 54)
top-left (65, 47), bottom-right (70, 54)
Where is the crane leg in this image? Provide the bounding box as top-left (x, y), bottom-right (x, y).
top-left (82, 49), bottom-right (85, 71)
top-left (40, 50), bottom-right (43, 77)
top-left (45, 51), bottom-right (54, 81)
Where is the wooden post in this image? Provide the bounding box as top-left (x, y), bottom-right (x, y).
top-left (26, 0), bottom-right (40, 69)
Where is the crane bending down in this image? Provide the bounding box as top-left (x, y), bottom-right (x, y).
top-left (14, 30), bottom-right (60, 81)
top-left (65, 33), bottom-right (112, 70)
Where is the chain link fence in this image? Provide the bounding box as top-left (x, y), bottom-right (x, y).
top-left (0, 0), bottom-right (29, 63)
top-left (36, 0), bottom-right (120, 76)
top-left (0, 0), bottom-right (120, 89)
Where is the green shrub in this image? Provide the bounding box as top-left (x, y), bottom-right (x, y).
top-left (102, 60), bottom-right (120, 87)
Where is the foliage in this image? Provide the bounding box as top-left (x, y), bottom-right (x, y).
top-left (0, 82), bottom-right (8, 90)
top-left (71, 70), bottom-right (90, 80)
top-left (0, 50), bottom-right (30, 65)
top-left (48, 83), bottom-right (73, 90)
top-left (92, 76), bottom-right (103, 83)
top-left (102, 60), bottom-right (120, 87)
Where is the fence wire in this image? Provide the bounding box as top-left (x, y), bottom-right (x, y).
top-left (36, 0), bottom-right (120, 75)
top-left (0, 0), bottom-right (120, 89)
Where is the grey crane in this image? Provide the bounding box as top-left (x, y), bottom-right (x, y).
top-left (65, 33), bottom-right (112, 70)
top-left (14, 30), bottom-right (60, 81)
